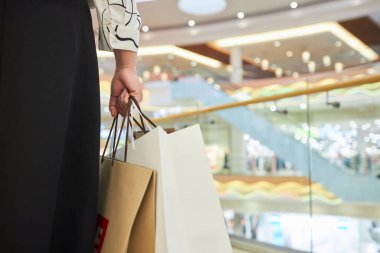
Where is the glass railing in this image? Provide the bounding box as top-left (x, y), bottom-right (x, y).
top-left (98, 56), bottom-right (380, 253)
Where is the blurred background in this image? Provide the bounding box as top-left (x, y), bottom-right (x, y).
top-left (94, 1), bottom-right (380, 252)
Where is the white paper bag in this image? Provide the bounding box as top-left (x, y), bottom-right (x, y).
top-left (117, 124), bottom-right (232, 253)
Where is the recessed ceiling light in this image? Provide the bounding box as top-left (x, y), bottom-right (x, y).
top-left (274, 41), bottom-right (281, 47)
top-left (286, 51), bottom-right (293, 57)
top-left (302, 51), bottom-right (311, 63)
top-left (142, 25), bottom-right (150, 32)
top-left (275, 68), bottom-right (283, 77)
top-left (292, 72), bottom-right (300, 78)
top-left (207, 77), bottom-right (215, 84)
top-left (161, 73), bottom-right (168, 80)
top-left (190, 61), bottom-right (198, 67)
top-left (290, 1), bottom-right (298, 9)
top-left (335, 41), bottom-right (343, 47)
top-left (308, 61), bottom-right (316, 73)
top-left (237, 11), bottom-right (245, 19)
top-left (153, 65), bottom-right (161, 75)
top-left (261, 59), bottom-right (269, 70)
top-left (143, 70), bottom-right (150, 80)
top-left (322, 55), bottom-right (331, 67)
top-left (335, 62), bottom-right (344, 73)
top-left (188, 20), bottom-right (196, 27)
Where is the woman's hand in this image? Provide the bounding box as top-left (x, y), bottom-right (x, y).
top-left (109, 50), bottom-right (142, 117)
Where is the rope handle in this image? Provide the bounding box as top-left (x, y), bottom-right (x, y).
top-left (100, 96), bottom-right (156, 165)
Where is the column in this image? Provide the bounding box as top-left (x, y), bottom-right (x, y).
top-left (230, 46), bottom-right (243, 84)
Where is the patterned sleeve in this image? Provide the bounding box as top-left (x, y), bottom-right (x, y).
top-left (93, 0), bottom-right (141, 52)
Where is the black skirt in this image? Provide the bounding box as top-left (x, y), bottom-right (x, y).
top-left (0, 0), bottom-right (100, 252)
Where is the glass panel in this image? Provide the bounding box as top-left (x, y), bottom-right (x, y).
top-left (308, 69), bottom-right (380, 253)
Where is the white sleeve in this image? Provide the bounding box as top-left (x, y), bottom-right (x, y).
top-left (94, 0), bottom-right (141, 52)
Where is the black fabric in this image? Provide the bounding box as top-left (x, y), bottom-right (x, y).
top-left (0, 0), bottom-right (100, 252)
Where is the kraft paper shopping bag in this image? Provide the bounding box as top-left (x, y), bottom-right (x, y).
top-left (95, 157), bottom-right (156, 253)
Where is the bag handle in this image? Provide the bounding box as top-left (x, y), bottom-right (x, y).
top-left (101, 96), bottom-right (156, 165)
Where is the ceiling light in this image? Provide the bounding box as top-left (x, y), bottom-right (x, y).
top-left (214, 84), bottom-right (221, 90)
top-left (274, 41), bottom-right (281, 47)
top-left (308, 61), bottom-right (316, 73)
top-left (187, 20), bottom-right (196, 27)
top-left (214, 22), bottom-right (378, 61)
top-left (153, 65), bottom-right (161, 75)
top-left (302, 51), bottom-right (311, 63)
top-left (161, 73), bottom-right (169, 80)
top-left (142, 25), bottom-right (150, 32)
top-left (237, 11), bottom-right (245, 19)
top-left (138, 45), bottom-right (223, 68)
top-left (335, 62), bottom-right (344, 73)
top-left (275, 68), bottom-right (283, 77)
top-left (207, 77), bottom-right (215, 84)
top-left (286, 51), bottom-right (293, 57)
top-left (323, 55), bottom-right (331, 67)
top-left (290, 1), bottom-right (298, 9)
top-left (178, 0), bottom-right (227, 16)
top-left (335, 41), bottom-right (343, 47)
top-left (143, 70), bottom-right (150, 80)
top-left (261, 59), bottom-right (269, 70)
top-left (292, 72), bottom-right (300, 78)
top-left (190, 61), bottom-right (198, 67)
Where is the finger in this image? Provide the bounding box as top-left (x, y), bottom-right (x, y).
top-left (109, 105), bottom-right (118, 118)
top-left (109, 96), bottom-right (119, 117)
top-left (117, 95), bottom-right (129, 117)
top-left (128, 89), bottom-right (142, 103)
top-left (123, 90), bottom-right (130, 104)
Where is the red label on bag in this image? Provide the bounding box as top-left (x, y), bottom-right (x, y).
top-left (94, 214), bottom-right (109, 253)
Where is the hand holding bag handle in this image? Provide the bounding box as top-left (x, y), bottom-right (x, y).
top-left (101, 97), bottom-right (157, 165)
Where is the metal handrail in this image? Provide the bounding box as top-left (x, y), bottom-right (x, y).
top-left (152, 73), bottom-right (380, 123)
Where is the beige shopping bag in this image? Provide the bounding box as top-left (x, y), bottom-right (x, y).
top-left (123, 125), bottom-right (233, 253)
top-left (94, 158), bottom-right (156, 253)
top-left (95, 98), bottom-right (158, 253)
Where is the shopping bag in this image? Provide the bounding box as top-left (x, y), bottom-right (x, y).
top-left (95, 158), bottom-right (156, 253)
top-left (118, 121), bottom-right (233, 253)
top-left (95, 99), bottom-right (157, 253)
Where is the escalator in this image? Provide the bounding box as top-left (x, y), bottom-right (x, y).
top-left (171, 77), bottom-right (380, 203)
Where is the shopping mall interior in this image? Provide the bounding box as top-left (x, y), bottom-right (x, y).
top-left (95, 0), bottom-right (380, 252)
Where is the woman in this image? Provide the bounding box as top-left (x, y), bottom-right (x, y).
top-left (0, 0), bottom-right (141, 252)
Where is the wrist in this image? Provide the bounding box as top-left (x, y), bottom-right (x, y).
top-left (114, 49), bottom-right (138, 71)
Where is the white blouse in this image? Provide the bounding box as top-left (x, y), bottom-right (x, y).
top-left (89, 0), bottom-right (141, 52)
